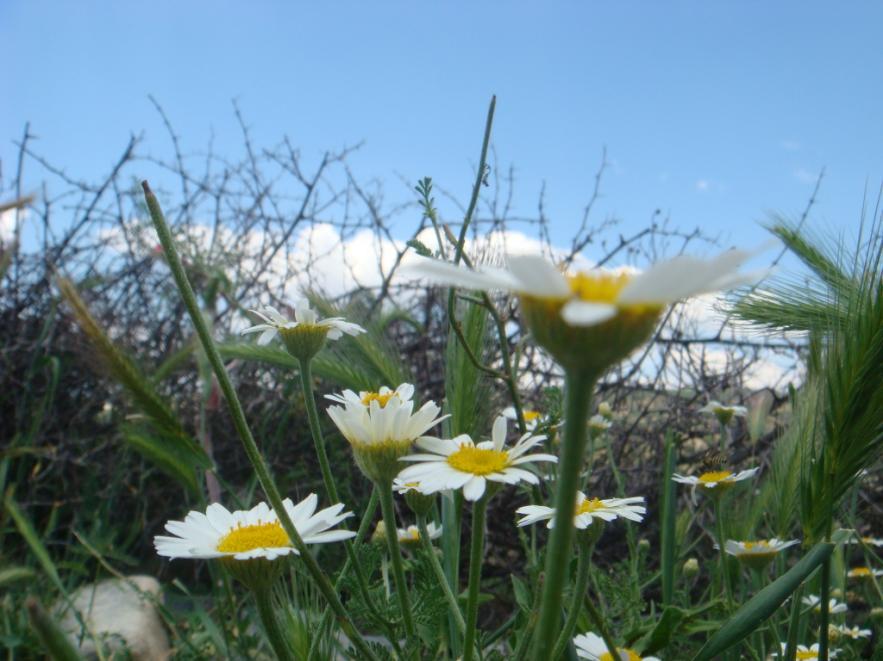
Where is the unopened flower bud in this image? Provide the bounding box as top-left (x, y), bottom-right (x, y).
top-left (598, 401), bottom-right (614, 420)
top-left (683, 558), bottom-right (699, 578)
top-left (371, 520), bottom-right (388, 545)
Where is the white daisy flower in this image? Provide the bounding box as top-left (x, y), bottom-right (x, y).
top-left (588, 414), bottom-right (612, 433)
top-left (830, 624), bottom-right (871, 640)
top-left (801, 595), bottom-right (848, 614)
top-left (672, 467), bottom-right (759, 498)
top-left (573, 631), bottom-right (660, 660)
top-left (774, 642), bottom-right (840, 659)
top-left (405, 248), bottom-right (766, 373)
top-left (699, 400), bottom-right (748, 426)
top-left (392, 478), bottom-right (423, 494)
top-left (326, 383), bottom-right (447, 482)
top-left (846, 535), bottom-right (883, 547)
top-left (516, 492), bottom-right (645, 530)
top-left (326, 383), bottom-right (415, 409)
top-left (397, 522), bottom-right (442, 545)
top-left (396, 414), bottom-right (557, 502)
top-left (502, 406), bottom-right (543, 431)
top-left (847, 566), bottom-right (883, 580)
top-left (724, 538), bottom-right (799, 557)
top-left (154, 494), bottom-right (355, 561)
top-left (241, 302), bottom-right (366, 345)
top-left (407, 249), bottom-right (764, 327)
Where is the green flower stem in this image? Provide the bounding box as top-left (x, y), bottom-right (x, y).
top-left (142, 182), bottom-right (379, 661)
top-left (378, 480), bottom-right (416, 640)
top-left (254, 588), bottom-right (294, 661)
top-left (418, 516), bottom-right (466, 634)
top-left (297, 357), bottom-right (338, 502)
top-left (463, 494), bottom-right (489, 661)
top-left (818, 556), bottom-right (831, 660)
top-left (532, 368), bottom-right (597, 657)
top-left (550, 539), bottom-right (592, 660)
top-left (511, 571), bottom-right (544, 661)
top-left (582, 592), bottom-right (619, 660)
top-left (714, 498), bottom-right (735, 609)
top-left (296, 357), bottom-right (380, 621)
top-left (308, 489), bottom-right (397, 661)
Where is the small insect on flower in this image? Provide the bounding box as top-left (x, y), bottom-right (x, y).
top-left (801, 595), bottom-right (848, 615)
top-left (396, 414), bottom-right (557, 502)
top-left (774, 643), bottom-right (840, 659)
top-left (847, 566), bottom-right (883, 580)
top-left (516, 491), bottom-right (645, 530)
top-left (723, 538), bottom-right (800, 570)
top-left (572, 632), bottom-right (660, 660)
top-left (396, 522), bottom-right (442, 545)
top-left (671, 467), bottom-right (759, 499)
top-left (153, 494), bottom-right (355, 561)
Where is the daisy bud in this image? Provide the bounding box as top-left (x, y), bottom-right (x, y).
top-left (637, 538), bottom-right (651, 552)
top-left (371, 520), bottom-right (388, 545)
top-left (871, 607), bottom-right (883, 624)
top-left (394, 479), bottom-right (435, 517)
top-left (598, 401), bottom-right (614, 420)
top-left (683, 558), bottom-right (699, 578)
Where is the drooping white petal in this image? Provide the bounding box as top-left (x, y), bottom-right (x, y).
top-left (404, 256), bottom-right (521, 291)
top-left (560, 300), bottom-right (618, 326)
top-left (505, 254), bottom-right (570, 298)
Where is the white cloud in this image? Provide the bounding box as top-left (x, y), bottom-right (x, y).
top-left (695, 179), bottom-right (709, 192)
top-left (1, 208), bottom-right (20, 244)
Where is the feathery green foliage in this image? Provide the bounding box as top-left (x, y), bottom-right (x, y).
top-left (56, 277), bottom-right (210, 495)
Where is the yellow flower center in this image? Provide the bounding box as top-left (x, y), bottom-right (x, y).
top-left (849, 567), bottom-right (871, 578)
top-left (447, 446), bottom-right (509, 475)
top-left (741, 541), bottom-right (769, 552)
top-left (523, 410), bottom-right (541, 422)
top-left (216, 522), bottom-right (290, 553)
top-left (599, 648), bottom-right (641, 661)
top-left (576, 497), bottom-right (605, 516)
top-left (567, 272), bottom-right (631, 303)
top-left (698, 470), bottom-right (733, 484)
top-left (795, 652), bottom-right (817, 660)
top-left (362, 391), bottom-right (394, 407)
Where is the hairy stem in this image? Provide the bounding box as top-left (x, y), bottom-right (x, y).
top-left (378, 480), bottom-right (416, 641)
top-left (551, 540), bottom-right (592, 659)
top-left (254, 588), bottom-right (294, 661)
top-left (532, 368), bottom-right (596, 656)
top-left (463, 494), bottom-right (489, 661)
top-left (418, 516), bottom-right (466, 634)
top-left (143, 181), bottom-right (378, 661)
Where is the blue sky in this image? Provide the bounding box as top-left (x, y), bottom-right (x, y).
top-left (3, 1), bottom-right (881, 258)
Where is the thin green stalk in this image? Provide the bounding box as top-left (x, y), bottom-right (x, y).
top-left (582, 593), bottom-right (619, 660)
top-left (818, 556), bottom-right (831, 660)
top-left (254, 589), bottom-right (294, 661)
top-left (714, 498), bottom-right (735, 608)
top-left (297, 358), bottom-right (383, 626)
top-left (551, 541), bottom-right (592, 659)
top-left (511, 571), bottom-right (544, 661)
top-left (308, 489), bottom-right (390, 661)
top-left (783, 584), bottom-right (803, 661)
top-left (418, 516), bottom-right (466, 634)
top-left (142, 182), bottom-right (379, 661)
top-left (297, 358), bottom-right (338, 502)
top-left (532, 368), bottom-right (597, 657)
top-left (463, 494), bottom-right (489, 661)
top-left (378, 480), bottom-right (416, 640)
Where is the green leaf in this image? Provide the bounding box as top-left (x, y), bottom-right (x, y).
top-left (692, 537), bottom-right (840, 660)
top-left (636, 606), bottom-right (686, 654)
top-left (121, 428), bottom-right (205, 495)
top-left (4, 494), bottom-right (64, 592)
top-left (0, 566), bottom-right (36, 588)
top-left (26, 597), bottom-right (84, 661)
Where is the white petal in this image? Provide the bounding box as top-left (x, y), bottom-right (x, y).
top-left (560, 300), bottom-right (618, 326)
top-left (462, 476), bottom-right (487, 501)
top-left (505, 254), bottom-right (570, 298)
top-left (491, 415), bottom-right (508, 450)
top-left (404, 256), bottom-right (520, 291)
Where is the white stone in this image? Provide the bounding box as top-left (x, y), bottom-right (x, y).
top-left (55, 575), bottom-right (170, 660)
